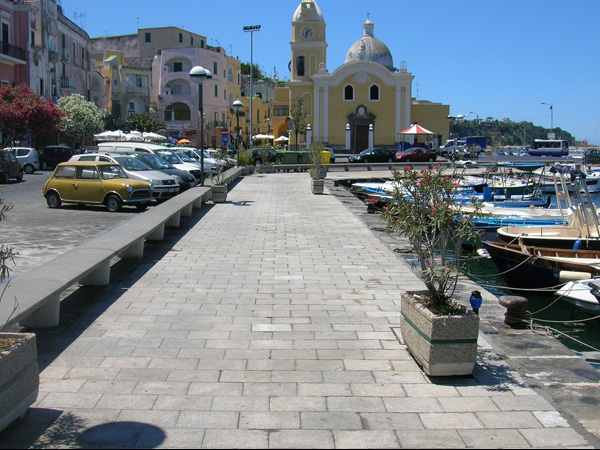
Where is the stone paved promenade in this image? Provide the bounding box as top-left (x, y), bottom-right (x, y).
top-left (0, 173), bottom-right (596, 448)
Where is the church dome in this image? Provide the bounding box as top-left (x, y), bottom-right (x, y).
top-left (293, 0), bottom-right (325, 22)
top-left (345, 18), bottom-right (394, 71)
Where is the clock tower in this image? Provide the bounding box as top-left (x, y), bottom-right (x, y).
top-left (291, 0), bottom-right (327, 82)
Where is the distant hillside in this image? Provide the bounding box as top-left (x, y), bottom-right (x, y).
top-left (452, 119), bottom-right (577, 147)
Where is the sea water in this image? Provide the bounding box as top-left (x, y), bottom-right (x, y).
top-left (466, 191), bottom-right (600, 370)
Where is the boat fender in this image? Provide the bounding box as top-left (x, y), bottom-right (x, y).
top-left (559, 271), bottom-right (592, 283)
top-left (573, 239), bottom-right (583, 250)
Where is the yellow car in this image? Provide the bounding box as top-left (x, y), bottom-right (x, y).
top-left (42, 161), bottom-right (154, 212)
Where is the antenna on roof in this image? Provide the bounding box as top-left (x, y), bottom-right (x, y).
top-left (73, 11), bottom-right (86, 29)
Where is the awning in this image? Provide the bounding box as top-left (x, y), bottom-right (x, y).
top-left (398, 124), bottom-right (435, 135)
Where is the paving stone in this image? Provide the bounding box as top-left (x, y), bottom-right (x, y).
top-left (267, 430), bottom-right (334, 449)
top-left (333, 430), bottom-right (400, 448)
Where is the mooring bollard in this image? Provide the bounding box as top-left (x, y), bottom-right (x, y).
top-left (499, 295), bottom-right (528, 327)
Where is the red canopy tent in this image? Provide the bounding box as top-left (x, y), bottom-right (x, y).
top-left (398, 123), bottom-right (435, 149)
top-left (398, 123), bottom-right (434, 135)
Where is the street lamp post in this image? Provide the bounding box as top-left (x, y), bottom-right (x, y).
top-left (244, 25), bottom-right (261, 150)
top-left (541, 102), bottom-right (554, 137)
top-left (233, 99), bottom-right (243, 166)
top-left (190, 65), bottom-right (212, 186)
top-left (469, 111), bottom-right (480, 135)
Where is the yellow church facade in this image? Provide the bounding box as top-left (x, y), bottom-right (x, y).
top-left (281, 0), bottom-right (449, 152)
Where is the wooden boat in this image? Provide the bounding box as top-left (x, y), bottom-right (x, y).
top-left (555, 279), bottom-right (600, 316)
top-left (483, 240), bottom-right (600, 290)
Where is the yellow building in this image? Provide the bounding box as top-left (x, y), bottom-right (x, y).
top-left (288, 0), bottom-right (448, 152)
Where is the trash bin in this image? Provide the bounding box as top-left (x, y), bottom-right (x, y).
top-left (276, 151), bottom-right (301, 165)
top-left (297, 151), bottom-right (311, 164)
top-left (321, 150), bottom-right (331, 164)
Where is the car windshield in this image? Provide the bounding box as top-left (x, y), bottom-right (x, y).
top-left (177, 153), bottom-right (195, 162)
top-left (155, 150), bottom-right (182, 165)
top-left (98, 164), bottom-right (128, 179)
top-left (360, 149), bottom-right (374, 155)
top-left (139, 154), bottom-right (173, 170)
top-left (114, 157), bottom-right (151, 171)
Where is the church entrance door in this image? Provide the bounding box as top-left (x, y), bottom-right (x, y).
top-left (352, 125), bottom-right (369, 153)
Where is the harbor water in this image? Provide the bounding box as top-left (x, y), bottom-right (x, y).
top-left (466, 190), bottom-right (600, 370)
top-left (345, 178), bottom-right (600, 370)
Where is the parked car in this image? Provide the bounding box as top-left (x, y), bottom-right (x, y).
top-left (0, 149), bottom-right (24, 183)
top-left (38, 145), bottom-right (74, 169)
top-left (205, 148), bottom-right (236, 168)
top-left (150, 148), bottom-right (204, 182)
top-left (4, 147), bottom-right (40, 174)
top-left (42, 161), bottom-right (153, 212)
top-left (174, 149), bottom-right (217, 174)
top-left (69, 153), bottom-right (180, 201)
top-left (131, 153), bottom-right (197, 191)
top-left (395, 147), bottom-right (437, 163)
top-left (251, 148), bottom-right (277, 165)
top-left (348, 148), bottom-right (396, 163)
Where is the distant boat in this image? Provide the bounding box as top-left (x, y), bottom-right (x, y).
top-left (496, 166), bottom-right (600, 250)
top-left (556, 279), bottom-right (600, 316)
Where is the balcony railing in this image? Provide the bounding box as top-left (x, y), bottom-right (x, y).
top-left (58, 77), bottom-right (76, 90)
top-left (0, 41), bottom-right (26, 61)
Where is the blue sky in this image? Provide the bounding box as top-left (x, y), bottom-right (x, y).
top-left (65, 0), bottom-right (600, 145)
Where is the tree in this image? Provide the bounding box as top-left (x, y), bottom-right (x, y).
top-left (289, 96), bottom-right (306, 151)
top-left (116, 113), bottom-right (165, 133)
top-left (57, 94), bottom-right (104, 149)
top-left (0, 83), bottom-right (63, 147)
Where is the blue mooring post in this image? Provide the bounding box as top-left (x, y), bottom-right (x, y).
top-left (470, 290), bottom-right (483, 316)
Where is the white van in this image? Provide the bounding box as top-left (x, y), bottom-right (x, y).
top-left (97, 142), bottom-right (162, 154)
top-left (97, 141), bottom-right (203, 181)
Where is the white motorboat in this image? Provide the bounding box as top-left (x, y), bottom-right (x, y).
top-left (556, 278), bottom-right (600, 316)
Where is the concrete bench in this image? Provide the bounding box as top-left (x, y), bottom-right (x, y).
top-left (0, 166), bottom-right (244, 330)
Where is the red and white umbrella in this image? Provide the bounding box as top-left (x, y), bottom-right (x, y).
top-left (398, 123), bottom-right (435, 135)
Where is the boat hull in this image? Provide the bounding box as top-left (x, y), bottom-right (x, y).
top-left (483, 241), bottom-right (600, 290)
top-left (556, 280), bottom-right (600, 316)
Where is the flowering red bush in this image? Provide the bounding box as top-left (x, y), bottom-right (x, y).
top-left (0, 83), bottom-right (64, 146)
top-left (381, 164), bottom-right (482, 309)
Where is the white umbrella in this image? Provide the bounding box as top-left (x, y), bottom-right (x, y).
top-left (93, 130), bottom-right (124, 141)
top-left (124, 133), bottom-right (144, 141)
top-left (143, 132), bottom-right (167, 142)
top-left (274, 136), bottom-right (289, 142)
top-left (253, 133), bottom-right (271, 140)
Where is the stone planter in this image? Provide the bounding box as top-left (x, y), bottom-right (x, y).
top-left (248, 165), bottom-right (255, 174)
top-left (258, 164), bottom-right (275, 174)
top-left (310, 168), bottom-right (327, 180)
top-left (311, 179), bottom-right (325, 195)
top-left (0, 333), bottom-right (39, 432)
top-left (400, 291), bottom-right (479, 376)
top-left (241, 165), bottom-right (249, 175)
top-left (211, 184), bottom-right (228, 203)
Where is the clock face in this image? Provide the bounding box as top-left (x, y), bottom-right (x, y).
top-left (300, 26), bottom-right (314, 40)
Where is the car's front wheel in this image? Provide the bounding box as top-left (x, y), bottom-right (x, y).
top-left (105, 194), bottom-right (122, 212)
top-left (24, 164), bottom-right (34, 174)
top-left (46, 191), bottom-right (61, 208)
top-left (16, 169), bottom-right (23, 182)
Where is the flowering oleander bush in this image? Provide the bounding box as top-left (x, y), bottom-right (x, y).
top-left (381, 164), bottom-right (481, 312)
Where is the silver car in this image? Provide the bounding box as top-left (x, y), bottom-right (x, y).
top-left (4, 147), bottom-right (40, 174)
top-left (69, 153), bottom-right (180, 201)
